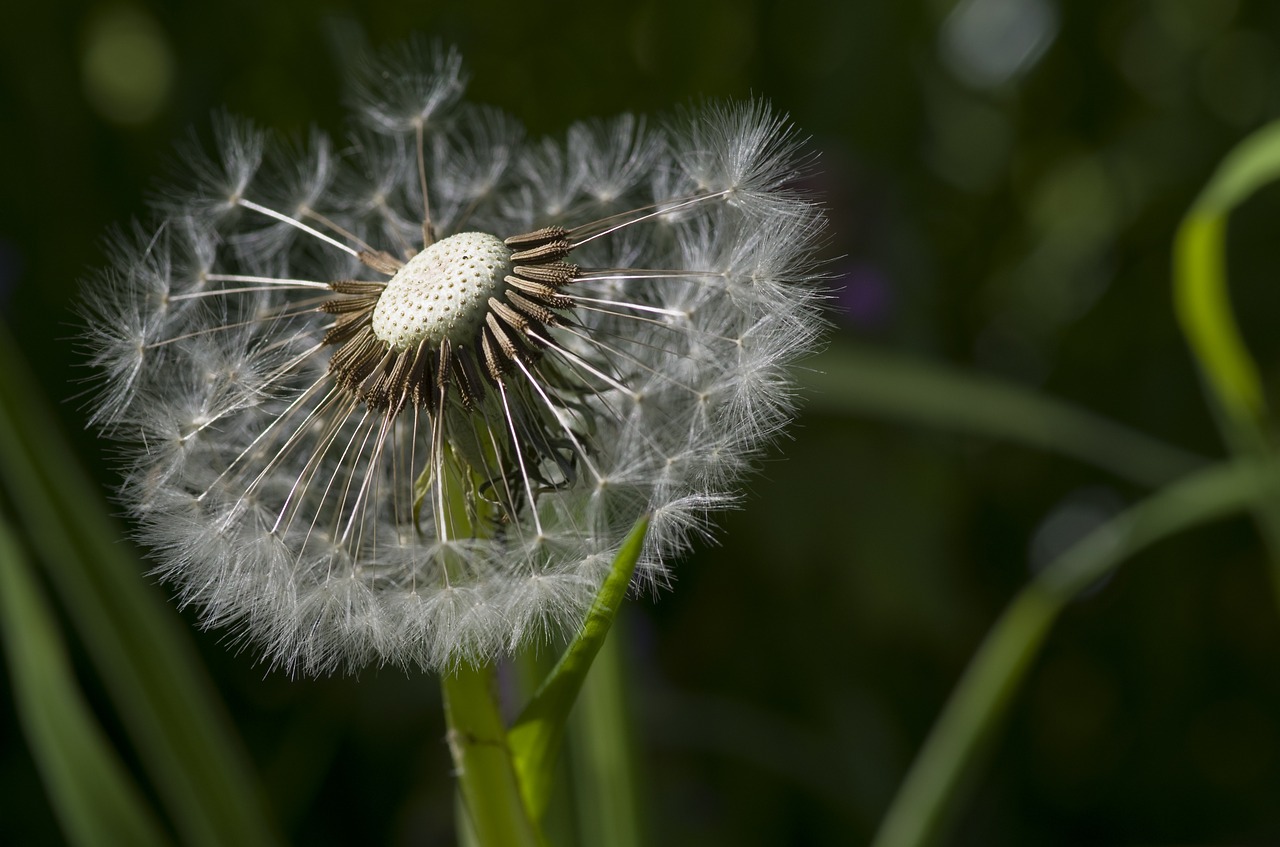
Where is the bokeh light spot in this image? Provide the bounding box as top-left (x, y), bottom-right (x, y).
top-left (81, 6), bottom-right (174, 125)
top-left (940, 0), bottom-right (1059, 89)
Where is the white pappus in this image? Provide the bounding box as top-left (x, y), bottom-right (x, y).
top-left (80, 39), bottom-right (826, 674)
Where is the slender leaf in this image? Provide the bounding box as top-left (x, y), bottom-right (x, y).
top-left (1173, 118), bottom-right (1280, 605)
top-left (0, 515), bottom-right (170, 847)
top-left (1173, 120), bottom-right (1280, 429)
top-left (800, 346), bottom-right (1204, 487)
top-left (509, 516), bottom-right (650, 823)
top-left (566, 629), bottom-right (644, 847)
top-left (0, 325), bottom-right (280, 847)
top-left (871, 459), bottom-right (1280, 847)
top-left (1175, 215), bottom-right (1265, 427)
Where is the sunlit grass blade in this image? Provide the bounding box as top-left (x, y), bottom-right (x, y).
top-left (509, 515), bottom-right (650, 824)
top-left (800, 344), bottom-right (1204, 487)
top-left (0, 515), bottom-right (170, 847)
top-left (1173, 118), bottom-right (1280, 604)
top-left (0, 325), bottom-right (281, 847)
top-left (1172, 118), bottom-right (1280, 430)
top-left (870, 459), bottom-right (1279, 847)
top-left (1175, 215), bottom-right (1266, 429)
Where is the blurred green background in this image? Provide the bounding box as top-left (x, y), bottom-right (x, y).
top-left (5, 0), bottom-right (1280, 844)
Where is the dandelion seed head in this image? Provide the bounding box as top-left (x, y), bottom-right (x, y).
top-left (82, 40), bottom-right (826, 675)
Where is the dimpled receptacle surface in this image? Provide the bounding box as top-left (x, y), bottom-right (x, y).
top-left (371, 232), bottom-right (512, 349)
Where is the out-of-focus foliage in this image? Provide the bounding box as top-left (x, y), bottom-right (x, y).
top-left (4, 1), bottom-right (1280, 844)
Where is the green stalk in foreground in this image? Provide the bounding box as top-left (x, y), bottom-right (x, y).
top-left (443, 662), bottom-right (541, 847)
top-left (437, 454), bottom-right (649, 845)
top-left (433, 450), bottom-right (540, 846)
top-left (871, 459), bottom-right (1279, 847)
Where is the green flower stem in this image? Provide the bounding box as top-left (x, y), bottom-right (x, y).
top-left (435, 474), bottom-right (648, 845)
top-left (436, 450), bottom-right (541, 846)
top-left (871, 459), bottom-right (1279, 847)
top-left (455, 791), bottom-right (483, 847)
top-left (442, 661), bottom-right (541, 847)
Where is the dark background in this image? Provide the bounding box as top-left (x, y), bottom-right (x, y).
top-left (5, 1), bottom-right (1280, 844)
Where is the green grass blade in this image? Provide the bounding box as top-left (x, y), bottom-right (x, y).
top-left (1175, 214), bottom-right (1265, 427)
top-left (0, 514), bottom-right (170, 847)
top-left (1173, 118), bottom-right (1280, 605)
top-left (0, 325), bottom-right (281, 847)
top-left (509, 515), bottom-right (650, 823)
top-left (1173, 120), bottom-right (1280, 429)
top-left (871, 459), bottom-right (1279, 847)
top-left (566, 628), bottom-right (644, 847)
top-left (800, 345), bottom-right (1204, 487)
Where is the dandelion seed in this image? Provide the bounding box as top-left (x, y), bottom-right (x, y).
top-left (81, 39), bottom-right (826, 674)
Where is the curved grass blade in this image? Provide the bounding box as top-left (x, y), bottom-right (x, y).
top-left (0, 514), bottom-right (170, 847)
top-left (1173, 119), bottom-right (1280, 429)
top-left (801, 345), bottom-right (1204, 487)
top-left (565, 628), bottom-right (645, 847)
top-left (1173, 118), bottom-right (1280, 605)
top-left (509, 515), bottom-right (650, 823)
top-left (871, 459), bottom-right (1280, 847)
top-left (0, 325), bottom-right (281, 847)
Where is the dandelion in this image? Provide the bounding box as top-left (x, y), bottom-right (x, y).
top-left (81, 40), bottom-right (825, 674)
